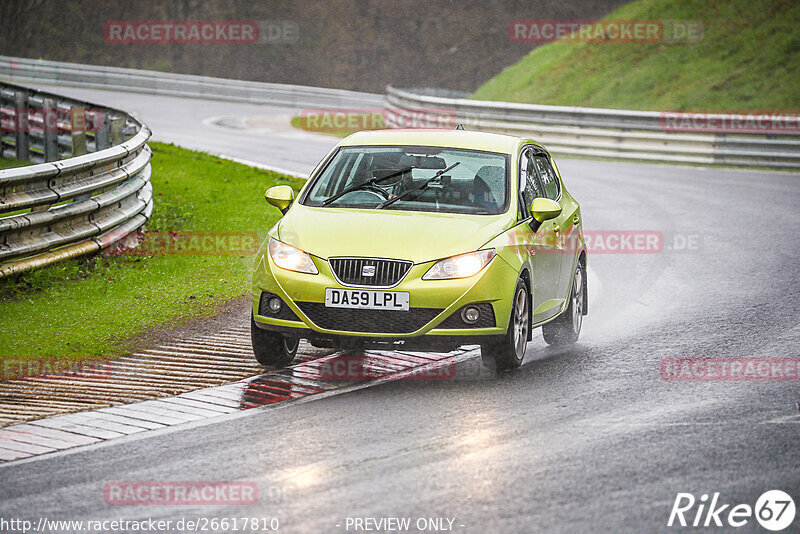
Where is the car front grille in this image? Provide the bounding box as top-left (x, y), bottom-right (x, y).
top-left (329, 257), bottom-right (412, 288)
top-left (296, 302), bottom-right (442, 334)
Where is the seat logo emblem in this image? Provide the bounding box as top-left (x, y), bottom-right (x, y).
top-left (362, 265), bottom-right (376, 277)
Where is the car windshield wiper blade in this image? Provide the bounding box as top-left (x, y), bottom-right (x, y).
top-left (376, 162), bottom-right (460, 209)
top-left (320, 166), bottom-right (414, 206)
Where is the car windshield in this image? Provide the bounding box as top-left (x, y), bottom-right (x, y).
top-left (303, 146), bottom-right (509, 215)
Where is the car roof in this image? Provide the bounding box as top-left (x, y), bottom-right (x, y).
top-left (339, 129), bottom-right (529, 154)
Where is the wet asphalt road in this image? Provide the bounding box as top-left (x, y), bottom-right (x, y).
top-left (1, 87), bottom-right (799, 533)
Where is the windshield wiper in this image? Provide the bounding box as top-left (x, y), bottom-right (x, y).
top-left (376, 162), bottom-right (460, 209)
top-left (320, 166), bottom-right (414, 206)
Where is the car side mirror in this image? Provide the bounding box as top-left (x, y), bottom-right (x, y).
top-left (530, 197), bottom-right (562, 222)
top-left (265, 185), bottom-right (295, 214)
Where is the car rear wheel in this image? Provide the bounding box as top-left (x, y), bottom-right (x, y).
top-left (480, 278), bottom-right (529, 370)
top-left (542, 260), bottom-right (585, 345)
top-left (251, 312), bottom-right (299, 366)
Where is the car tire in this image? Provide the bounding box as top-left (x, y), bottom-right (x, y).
top-left (481, 278), bottom-right (529, 370)
top-left (542, 260), bottom-right (585, 345)
top-left (251, 312), bottom-right (300, 366)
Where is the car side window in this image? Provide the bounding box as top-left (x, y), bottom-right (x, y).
top-left (519, 148), bottom-right (545, 218)
top-left (533, 153), bottom-right (559, 200)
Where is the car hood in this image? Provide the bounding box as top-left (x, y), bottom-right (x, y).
top-left (276, 204), bottom-right (514, 264)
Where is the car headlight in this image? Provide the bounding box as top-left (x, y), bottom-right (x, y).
top-left (268, 238), bottom-right (318, 275)
top-left (422, 249), bottom-right (496, 280)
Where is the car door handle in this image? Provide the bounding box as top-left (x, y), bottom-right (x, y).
top-left (552, 224), bottom-right (560, 233)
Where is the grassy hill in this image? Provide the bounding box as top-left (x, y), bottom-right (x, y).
top-left (472, 0), bottom-right (800, 111)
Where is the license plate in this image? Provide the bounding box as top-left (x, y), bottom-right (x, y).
top-left (325, 288), bottom-right (409, 311)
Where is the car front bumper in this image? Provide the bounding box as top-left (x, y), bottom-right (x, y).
top-left (251, 249), bottom-right (519, 342)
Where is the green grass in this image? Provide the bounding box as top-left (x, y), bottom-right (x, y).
top-left (0, 157), bottom-right (31, 170)
top-left (473, 0), bottom-right (800, 111)
top-left (0, 143), bottom-right (303, 361)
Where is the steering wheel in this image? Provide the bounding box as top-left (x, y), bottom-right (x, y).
top-left (331, 188), bottom-right (389, 205)
top-left (360, 185), bottom-right (390, 199)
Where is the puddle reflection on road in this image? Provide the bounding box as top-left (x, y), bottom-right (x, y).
top-left (237, 343), bottom-right (490, 409)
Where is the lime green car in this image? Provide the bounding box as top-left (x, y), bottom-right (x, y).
top-left (251, 130), bottom-right (586, 369)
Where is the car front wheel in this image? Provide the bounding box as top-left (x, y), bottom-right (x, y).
top-left (251, 312), bottom-right (299, 366)
top-left (542, 260), bottom-right (585, 345)
top-left (481, 278), bottom-right (529, 370)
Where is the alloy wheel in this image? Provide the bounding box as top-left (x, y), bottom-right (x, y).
top-left (513, 286), bottom-right (528, 359)
top-left (571, 265), bottom-right (584, 334)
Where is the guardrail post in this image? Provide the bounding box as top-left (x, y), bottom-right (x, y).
top-left (70, 105), bottom-right (87, 157)
top-left (42, 97), bottom-right (58, 162)
top-left (14, 90), bottom-right (29, 160)
top-left (95, 111), bottom-right (111, 151)
top-left (110, 116), bottom-right (124, 146)
top-left (69, 105), bottom-right (90, 202)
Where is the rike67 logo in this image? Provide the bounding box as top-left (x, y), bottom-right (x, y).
top-left (668, 490), bottom-right (796, 531)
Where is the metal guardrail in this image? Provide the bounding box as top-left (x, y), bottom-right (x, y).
top-left (0, 56), bottom-right (385, 109)
top-left (0, 82), bottom-right (152, 277)
top-left (387, 86), bottom-right (800, 169)
top-left (0, 60), bottom-right (792, 280)
top-left (6, 56), bottom-right (795, 169)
